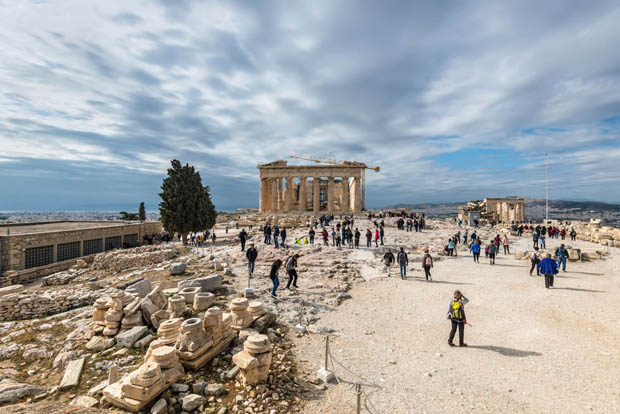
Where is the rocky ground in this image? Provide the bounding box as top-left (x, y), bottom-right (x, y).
top-left (0, 216), bottom-right (618, 413)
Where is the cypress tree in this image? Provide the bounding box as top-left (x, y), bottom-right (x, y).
top-left (139, 202), bottom-right (146, 221)
top-left (159, 160), bottom-right (217, 244)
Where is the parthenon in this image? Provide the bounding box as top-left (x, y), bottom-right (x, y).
top-left (257, 160), bottom-right (375, 213)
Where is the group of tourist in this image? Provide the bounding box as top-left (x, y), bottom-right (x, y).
top-left (260, 224), bottom-right (288, 249)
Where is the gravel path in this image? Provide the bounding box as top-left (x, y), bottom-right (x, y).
top-left (296, 221), bottom-right (620, 413)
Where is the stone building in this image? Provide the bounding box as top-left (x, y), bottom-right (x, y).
top-left (458, 197), bottom-right (525, 223)
top-left (0, 221), bottom-right (162, 285)
top-left (257, 160), bottom-right (377, 214)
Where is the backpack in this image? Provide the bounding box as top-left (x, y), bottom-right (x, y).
top-left (449, 300), bottom-right (464, 320)
top-left (425, 255), bottom-right (432, 266)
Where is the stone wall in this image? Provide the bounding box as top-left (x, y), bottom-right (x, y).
top-left (0, 221), bottom-right (162, 280)
top-left (0, 286), bottom-right (103, 321)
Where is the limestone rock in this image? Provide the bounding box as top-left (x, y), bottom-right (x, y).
top-left (53, 350), bottom-right (80, 369)
top-left (70, 395), bottom-right (98, 408)
top-left (182, 394), bottom-right (205, 411)
top-left (204, 383), bottom-right (227, 397)
top-left (116, 326), bottom-right (149, 348)
top-left (86, 336), bottom-right (115, 351)
top-left (59, 357), bottom-right (85, 390)
top-left (22, 346), bottom-right (53, 360)
top-left (0, 379), bottom-right (45, 404)
top-left (169, 262), bottom-right (187, 275)
top-left (177, 274), bottom-right (222, 292)
top-left (151, 398), bottom-right (167, 414)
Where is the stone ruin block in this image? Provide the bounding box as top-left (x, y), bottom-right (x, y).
top-left (230, 298), bottom-right (253, 330)
top-left (232, 334), bottom-right (272, 386)
top-left (193, 292), bottom-right (215, 311)
top-left (177, 274), bottom-right (222, 292)
top-left (178, 287), bottom-right (201, 304)
top-left (103, 346), bottom-right (184, 412)
top-left (125, 278), bottom-right (152, 298)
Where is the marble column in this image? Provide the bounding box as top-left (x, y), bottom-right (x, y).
top-left (285, 176), bottom-right (294, 212)
top-left (327, 176), bottom-right (335, 212)
top-left (259, 178), bottom-right (267, 213)
top-left (313, 177), bottom-right (320, 214)
top-left (277, 178), bottom-right (284, 211)
top-left (298, 177), bottom-right (307, 212)
top-left (270, 178), bottom-right (278, 212)
top-left (353, 176), bottom-right (362, 212)
top-left (341, 177), bottom-right (350, 212)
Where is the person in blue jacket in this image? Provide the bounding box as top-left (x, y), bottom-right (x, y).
top-left (469, 239), bottom-right (481, 263)
top-left (538, 253), bottom-right (559, 288)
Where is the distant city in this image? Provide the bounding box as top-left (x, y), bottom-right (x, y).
top-left (0, 211), bottom-right (160, 223)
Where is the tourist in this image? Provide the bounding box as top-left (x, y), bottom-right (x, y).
top-left (335, 233), bottom-right (342, 249)
top-left (280, 227), bottom-right (287, 249)
top-left (414, 219), bottom-right (419, 232)
top-left (366, 229), bottom-right (372, 247)
top-left (246, 243), bottom-right (258, 275)
top-left (570, 228), bottom-right (577, 241)
top-left (285, 254), bottom-right (299, 289)
top-left (470, 239), bottom-right (481, 263)
top-left (322, 228), bottom-right (329, 246)
top-left (529, 247), bottom-right (541, 276)
top-left (273, 225), bottom-right (280, 248)
top-left (264, 224), bottom-right (271, 244)
top-left (422, 249), bottom-right (433, 281)
top-left (383, 249), bottom-right (395, 276)
top-left (397, 247), bottom-right (408, 280)
top-left (447, 238), bottom-right (455, 256)
top-left (239, 228), bottom-right (248, 251)
top-left (560, 228), bottom-right (566, 240)
top-left (539, 232), bottom-right (546, 249)
top-left (309, 228), bottom-right (315, 244)
top-left (447, 290), bottom-right (469, 347)
top-left (538, 253), bottom-right (558, 288)
top-left (331, 228), bottom-right (336, 246)
top-left (463, 229), bottom-right (469, 245)
top-left (269, 259), bottom-right (283, 297)
top-left (488, 240), bottom-right (498, 265)
top-left (502, 234), bottom-right (510, 254)
top-left (380, 226), bottom-right (385, 245)
top-left (354, 228), bottom-right (361, 248)
top-left (374, 229), bottom-right (380, 247)
top-left (211, 232), bottom-right (216, 245)
top-left (555, 244), bottom-right (570, 272)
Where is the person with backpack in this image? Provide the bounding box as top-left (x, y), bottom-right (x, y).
top-left (447, 290), bottom-right (468, 347)
top-left (397, 247), bottom-right (408, 280)
top-left (246, 243), bottom-right (258, 276)
top-left (239, 228), bottom-right (248, 251)
top-left (570, 228), bottom-right (577, 241)
top-left (538, 253), bottom-right (558, 288)
top-left (422, 249), bottom-right (433, 281)
top-left (285, 254), bottom-right (299, 289)
top-left (470, 239), bottom-right (481, 263)
top-left (383, 249), bottom-right (395, 276)
top-left (269, 259), bottom-right (283, 297)
top-left (555, 244), bottom-right (570, 272)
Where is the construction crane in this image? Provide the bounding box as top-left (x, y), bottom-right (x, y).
top-left (289, 154), bottom-right (380, 209)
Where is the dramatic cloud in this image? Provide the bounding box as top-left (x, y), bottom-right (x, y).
top-left (1, 0), bottom-right (619, 211)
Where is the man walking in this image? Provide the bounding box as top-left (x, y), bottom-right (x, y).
top-left (273, 225), bottom-right (280, 248)
top-left (239, 228), bottom-right (248, 251)
top-left (246, 243), bottom-right (257, 276)
top-left (539, 253), bottom-right (558, 288)
top-left (397, 247), bottom-right (408, 280)
top-left (555, 244), bottom-right (569, 272)
top-left (354, 228), bottom-right (361, 249)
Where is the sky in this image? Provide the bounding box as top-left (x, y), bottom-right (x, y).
top-left (1, 0), bottom-right (620, 212)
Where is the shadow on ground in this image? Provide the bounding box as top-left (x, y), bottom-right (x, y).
top-left (554, 287), bottom-right (604, 293)
top-left (468, 345), bottom-right (542, 357)
top-left (405, 278), bottom-right (475, 285)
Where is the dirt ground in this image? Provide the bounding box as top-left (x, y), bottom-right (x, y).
top-left (294, 219), bottom-right (620, 414)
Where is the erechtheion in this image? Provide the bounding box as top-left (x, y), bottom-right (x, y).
top-left (458, 197), bottom-right (525, 223)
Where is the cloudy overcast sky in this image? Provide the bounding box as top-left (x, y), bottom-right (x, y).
top-left (1, 0), bottom-right (620, 211)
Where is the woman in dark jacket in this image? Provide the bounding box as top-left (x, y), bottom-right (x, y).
top-left (269, 259), bottom-right (283, 297)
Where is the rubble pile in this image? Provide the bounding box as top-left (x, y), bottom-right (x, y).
top-left (91, 245), bottom-right (179, 272)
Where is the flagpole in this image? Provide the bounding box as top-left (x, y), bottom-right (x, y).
top-left (545, 153), bottom-right (549, 223)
